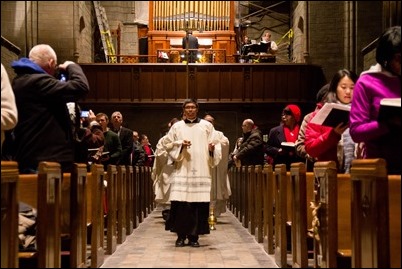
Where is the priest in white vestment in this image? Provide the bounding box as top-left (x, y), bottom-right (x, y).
top-left (204, 114), bottom-right (231, 217)
top-left (151, 118), bottom-right (180, 220)
top-left (164, 99), bottom-right (222, 247)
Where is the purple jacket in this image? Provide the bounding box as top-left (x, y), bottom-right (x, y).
top-left (349, 64), bottom-right (401, 174)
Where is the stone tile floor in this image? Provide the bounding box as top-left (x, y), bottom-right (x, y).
top-left (100, 207), bottom-right (279, 268)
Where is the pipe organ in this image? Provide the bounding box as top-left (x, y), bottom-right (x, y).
top-left (151, 1), bottom-right (231, 31)
top-left (147, 1), bottom-right (236, 62)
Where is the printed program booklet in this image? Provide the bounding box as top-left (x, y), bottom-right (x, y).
top-left (310, 102), bottom-right (350, 128)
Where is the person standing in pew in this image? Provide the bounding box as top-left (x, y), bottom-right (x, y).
top-left (1, 63), bottom-right (18, 146)
top-left (231, 119), bottom-right (265, 167)
top-left (95, 112), bottom-right (122, 170)
top-left (110, 111), bottom-right (133, 166)
top-left (265, 104), bottom-right (305, 170)
top-left (73, 109), bottom-right (105, 168)
top-left (295, 83), bottom-right (330, 171)
top-left (5, 44), bottom-right (89, 173)
top-left (164, 98), bottom-right (222, 247)
top-left (349, 26), bottom-right (401, 174)
top-left (305, 69), bottom-right (359, 173)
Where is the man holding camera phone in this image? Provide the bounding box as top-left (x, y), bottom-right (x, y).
top-left (5, 44), bottom-right (89, 173)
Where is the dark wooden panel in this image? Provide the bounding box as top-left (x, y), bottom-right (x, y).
top-left (118, 68), bottom-right (133, 101)
top-left (227, 68), bottom-right (244, 101)
top-left (96, 70), bottom-right (110, 101)
top-left (261, 69), bottom-right (276, 100)
top-left (80, 63), bottom-right (326, 104)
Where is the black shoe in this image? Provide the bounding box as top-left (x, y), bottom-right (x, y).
top-left (175, 238), bottom-right (185, 247)
top-left (189, 241), bottom-right (200, 247)
top-left (162, 209), bottom-right (170, 221)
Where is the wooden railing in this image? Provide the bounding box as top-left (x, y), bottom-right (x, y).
top-left (80, 63), bottom-right (326, 104)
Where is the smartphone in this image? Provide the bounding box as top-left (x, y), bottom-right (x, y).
top-left (80, 110), bottom-right (89, 118)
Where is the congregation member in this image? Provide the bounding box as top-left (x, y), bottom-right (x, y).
top-left (110, 111), bottom-right (133, 165)
top-left (349, 26), bottom-right (401, 174)
top-left (164, 98), bottom-right (221, 247)
top-left (73, 109), bottom-right (105, 167)
top-left (305, 69), bottom-right (358, 173)
top-left (228, 137), bottom-right (243, 169)
top-left (265, 104), bottom-right (304, 170)
top-left (140, 134), bottom-right (155, 167)
top-left (96, 112), bottom-right (122, 169)
top-left (231, 119), bottom-right (265, 167)
top-left (1, 63), bottom-right (18, 146)
top-left (295, 84), bottom-right (330, 171)
top-left (131, 130), bottom-right (146, 166)
top-left (6, 44), bottom-right (89, 173)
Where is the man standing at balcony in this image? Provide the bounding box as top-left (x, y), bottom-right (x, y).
top-left (182, 30), bottom-right (199, 63)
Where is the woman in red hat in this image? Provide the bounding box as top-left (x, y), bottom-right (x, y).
top-left (265, 104), bottom-right (304, 170)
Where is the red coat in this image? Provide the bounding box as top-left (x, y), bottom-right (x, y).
top-left (305, 109), bottom-right (342, 167)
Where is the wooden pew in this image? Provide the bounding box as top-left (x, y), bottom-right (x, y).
top-left (61, 163), bottom-right (88, 268)
top-left (262, 164), bottom-right (275, 255)
top-left (273, 164), bottom-right (287, 267)
top-left (116, 165), bottom-right (127, 243)
top-left (289, 162), bottom-right (308, 268)
top-left (351, 158), bottom-right (401, 268)
top-left (86, 163), bottom-right (105, 268)
top-left (1, 161), bottom-right (19, 268)
top-left (18, 162), bottom-right (62, 268)
top-left (133, 166), bottom-right (140, 229)
top-left (312, 161), bottom-right (352, 268)
top-left (105, 165), bottom-right (117, 255)
top-left (125, 165), bottom-right (134, 235)
top-left (248, 165), bottom-right (256, 235)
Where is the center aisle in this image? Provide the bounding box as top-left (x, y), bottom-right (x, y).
top-left (100, 207), bottom-right (279, 268)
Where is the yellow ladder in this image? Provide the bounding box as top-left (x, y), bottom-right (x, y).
top-left (93, 1), bottom-right (117, 63)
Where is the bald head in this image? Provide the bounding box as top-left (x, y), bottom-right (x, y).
top-left (241, 119), bottom-right (254, 133)
top-left (29, 44), bottom-right (58, 75)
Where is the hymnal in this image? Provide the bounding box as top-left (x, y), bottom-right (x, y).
top-left (310, 102), bottom-right (350, 128)
top-left (378, 98), bottom-right (401, 122)
top-left (280, 142), bottom-right (295, 151)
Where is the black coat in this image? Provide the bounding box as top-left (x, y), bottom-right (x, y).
top-left (10, 61), bottom-right (89, 172)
